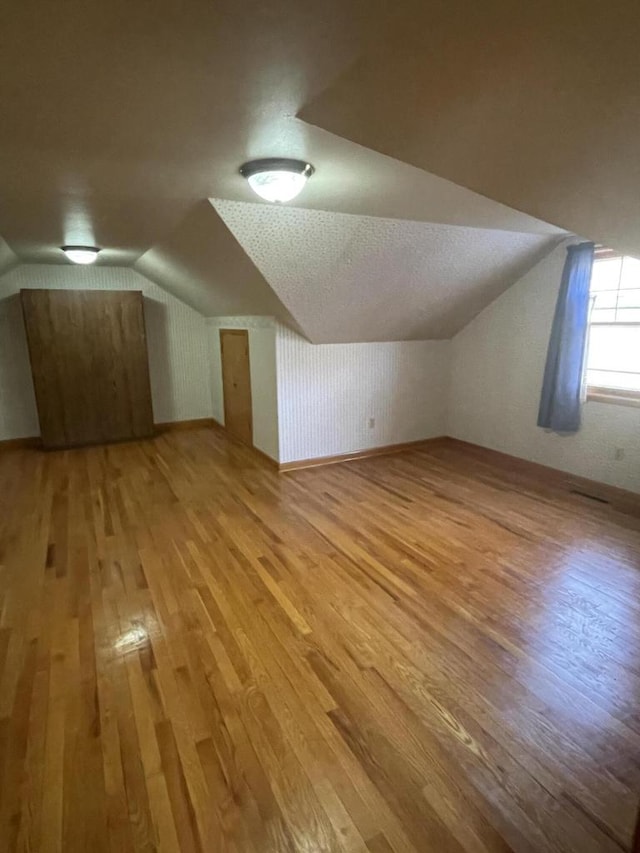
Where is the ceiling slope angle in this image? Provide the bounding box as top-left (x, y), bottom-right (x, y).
top-left (212, 199), bottom-right (561, 343)
top-left (135, 201), bottom-right (300, 330)
top-left (300, 0), bottom-right (640, 258)
top-left (0, 0), bottom-right (568, 272)
top-left (0, 0), bottom-right (405, 267)
top-left (0, 237), bottom-right (19, 278)
top-left (231, 127), bottom-right (566, 235)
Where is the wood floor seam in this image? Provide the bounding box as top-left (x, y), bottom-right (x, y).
top-left (0, 427), bottom-right (638, 852)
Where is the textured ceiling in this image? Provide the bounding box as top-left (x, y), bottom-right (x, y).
top-left (212, 199), bottom-right (560, 342)
top-left (301, 0), bottom-right (640, 259)
top-left (0, 0), bottom-right (562, 267)
top-left (8, 0), bottom-right (625, 345)
top-left (0, 238), bottom-right (18, 278)
top-left (134, 201), bottom-right (298, 329)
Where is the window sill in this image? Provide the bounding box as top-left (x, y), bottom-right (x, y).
top-left (586, 388), bottom-right (640, 409)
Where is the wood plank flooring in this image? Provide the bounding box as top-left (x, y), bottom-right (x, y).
top-left (0, 428), bottom-right (639, 852)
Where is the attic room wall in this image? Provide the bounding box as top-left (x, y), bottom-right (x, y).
top-left (448, 242), bottom-right (640, 493)
top-left (208, 317), bottom-right (279, 462)
top-left (276, 324), bottom-right (449, 464)
top-left (0, 264), bottom-right (212, 440)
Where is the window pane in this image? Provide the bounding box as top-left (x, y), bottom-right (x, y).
top-left (590, 308), bottom-right (616, 323)
top-left (592, 291), bottom-right (617, 310)
top-left (590, 258), bottom-right (621, 292)
top-left (586, 369), bottom-right (640, 391)
top-left (616, 308), bottom-right (640, 323)
top-left (620, 256), bottom-right (640, 289)
top-left (616, 288), bottom-right (640, 309)
top-left (587, 323), bottom-right (640, 373)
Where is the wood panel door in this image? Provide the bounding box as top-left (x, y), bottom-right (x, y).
top-left (21, 289), bottom-right (154, 448)
top-left (220, 329), bottom-right (253, 446)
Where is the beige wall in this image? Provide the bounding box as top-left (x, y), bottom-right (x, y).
top-left (208, 317), bottom-right (280, 462)
top-left (0, 264), bottom-right (212, 440)
top-left (3, 254), bottom-right (639, 494)
top-left (448, 242), bottom-right (640, 493)
top-left (208, 317), bottom-right (449, 465)
top-left (276, 324), bottom-right (449, 464)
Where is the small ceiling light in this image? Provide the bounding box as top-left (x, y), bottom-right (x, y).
top-left (239, 158), bottom-right (314, 203)
top-left (61, 245), bottom-right (100, 265)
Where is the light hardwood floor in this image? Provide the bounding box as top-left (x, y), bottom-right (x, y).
top-left (0, 428), bottom-right (639, 852)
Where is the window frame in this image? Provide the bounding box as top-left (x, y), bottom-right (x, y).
top-left (585, 249), bottom-right (640, 407)
top-left (586, 386), bottom-right (640, 407)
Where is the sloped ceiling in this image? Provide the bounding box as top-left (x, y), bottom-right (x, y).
top-left (129, 147), bottom-right (564, 341)
top-left (11, 0), bottom-right (637, 343)
top-left (134, 201), bottom-right (299, 329)
top-left (212, 199), bottom-right (560, 342)
top-left (0, 0), bottom-right (561, 262)
top-left (0, 238), bottom-right (18, 278)
top-left (0, 0), bottom-right (402, 265)
top-left (301, 0), bottom-right (640, 259)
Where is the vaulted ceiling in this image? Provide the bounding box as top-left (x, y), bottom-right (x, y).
top-left (301, 0), bottom-right (640, 258)
top-left (211, 199), bottom-right (559, 341)
top-left (134, 200), bottom-right (299, 327)
top-left (1, 0), bottom-right (637, 341)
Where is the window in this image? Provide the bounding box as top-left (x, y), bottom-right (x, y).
top-left (585, 250), bottom-right (640, 406)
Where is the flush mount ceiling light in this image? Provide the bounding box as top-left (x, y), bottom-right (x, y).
top-left (61, 245), bottom-right (101, 265)
top-left (239, 158), bottom-right (314, 203)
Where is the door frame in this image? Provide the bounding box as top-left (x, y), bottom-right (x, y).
top-left (219, 328), bottom-right (253, 447)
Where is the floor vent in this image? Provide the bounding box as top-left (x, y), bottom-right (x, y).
top-left (570, 489), bottom-right (610, 504)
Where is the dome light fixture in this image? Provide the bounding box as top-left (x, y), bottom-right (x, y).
top-left (61, 245), bottom-right (101, 265)
top-left (239, 158), bottom-right (314, 203)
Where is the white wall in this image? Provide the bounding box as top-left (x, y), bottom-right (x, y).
top-left (207, 318), bottom-right (448, 465)
top-left (448, 241), bottom-right (640, 493)
top-left (6, 255), bottom-right (636, 494)
top-left (276, 324), bottom-right (449, 463)
top-left (0, 264), bottom-right (212, 440)
top-left (208, 317), bottom-right (279, 461)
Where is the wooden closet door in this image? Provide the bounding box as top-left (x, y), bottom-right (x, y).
top-left (21, 289), bottom-right (154, 448)
top-left (220, 329), bottom-right (253, 446)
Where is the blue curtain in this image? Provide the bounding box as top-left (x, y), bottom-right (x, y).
top-left (537, 241), bottom-right (595, 433)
